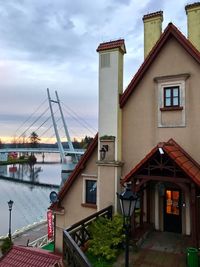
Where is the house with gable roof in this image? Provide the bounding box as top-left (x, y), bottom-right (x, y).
top-left (51, 2), bottom-right (200, 253)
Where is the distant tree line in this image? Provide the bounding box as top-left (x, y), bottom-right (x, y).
top-left (0, 133), bottom-right (94, 150)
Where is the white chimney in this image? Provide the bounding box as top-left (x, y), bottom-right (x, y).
top-left (96, 39), bottom-right (126, 161)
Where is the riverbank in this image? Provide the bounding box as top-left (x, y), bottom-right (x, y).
top-left (0, 175), bottom-right (60, 189)
top-left (0, 159), bottom-right (29, 165)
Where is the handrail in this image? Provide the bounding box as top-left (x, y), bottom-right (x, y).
top-left (63, 205), bottom-right (113, 267)
top-left (63, 230), bottom-right (92, 267)
top-left (67, 205), bottom-right (113, 232)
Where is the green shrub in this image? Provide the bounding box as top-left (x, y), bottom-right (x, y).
top-left (88, 214), bottom-right (124, 261)
top-left (1, 237), bottom-right (12, 255)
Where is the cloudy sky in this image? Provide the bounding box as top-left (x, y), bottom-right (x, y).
top-left (0, 0), bottom-right (190, 143)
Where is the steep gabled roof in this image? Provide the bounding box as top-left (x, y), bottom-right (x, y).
top-left (120, 23), bottom-right (200, 108)
top-left (50, 134), bottom-right (98, 210)
top-left (0, 245), bottom-right (61, 266)
top-left (122, 139), bottom-right (200, 186)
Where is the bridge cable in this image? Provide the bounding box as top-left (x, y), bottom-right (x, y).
top-left (18, 106), bottom-right (50, 139)
top-left (14, 98), bottom-right (48, 135)
top-left (61, 103), bottom-right (96, 136)
top-left (61, 101), bottom-right (97, 133)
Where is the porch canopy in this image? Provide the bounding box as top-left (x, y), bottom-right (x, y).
top-left (122, 138), bottom-right (200, 188)
top-left (121, 138), bottom-right (200, 247)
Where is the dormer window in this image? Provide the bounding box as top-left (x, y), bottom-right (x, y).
top-left (164, 86), bottom-right (180, 107)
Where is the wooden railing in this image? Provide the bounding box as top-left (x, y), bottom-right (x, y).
top-left (63, 205), bottom-right (113, 267)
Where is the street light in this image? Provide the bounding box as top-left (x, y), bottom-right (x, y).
top-left (117, 184), bottom-right (138, 267)
top-left (7, 200), bottom-right (14, 241)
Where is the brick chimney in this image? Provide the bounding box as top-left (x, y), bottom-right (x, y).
top-left (185, 2), bottom-right (200, 51)
top-left (143, 11), bottom-right (163, 58)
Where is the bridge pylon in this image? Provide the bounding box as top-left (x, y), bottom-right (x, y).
top-left (47, 89), bottom-right (78, 180)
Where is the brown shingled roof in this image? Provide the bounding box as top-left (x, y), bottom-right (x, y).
top-left (122, 139), bottom-right (200, 186)
top-left (120, 23), bottom-right (200, 108)
top-left (96, 39), bottom-right (126, 53)
top-left (0, 245), bottom-right (61, 267)
top-left (50, 134), bottom-right (98, 210)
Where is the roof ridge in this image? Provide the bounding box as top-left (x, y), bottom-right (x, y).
top-left (120, 22), bottom-right (200, 108)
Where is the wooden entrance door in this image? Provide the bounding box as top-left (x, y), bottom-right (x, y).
top-left (164, 189), bottom-right (182, 233)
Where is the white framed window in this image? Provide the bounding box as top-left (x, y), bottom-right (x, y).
top-left (155, 74), bottom-right (190, 128)
top-left (82, 175), bottom-right (97, 206)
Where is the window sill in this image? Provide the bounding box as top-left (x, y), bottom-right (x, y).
top-left (160, 106), bottom-right (183, 111)
top-left (81, 203), bottom-right (97, 209)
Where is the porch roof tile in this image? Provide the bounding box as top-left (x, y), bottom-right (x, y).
top-left (122, 139), bottom-right (200, 186)
top-left (0, 245), bottom-right (61, 267)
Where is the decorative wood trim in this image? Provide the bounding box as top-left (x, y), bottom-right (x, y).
top-left (81, 203), bottom-right (97, 209)
top-left (135, 175), bottom-right (190, 184)
top-left (160, 106), bottom-right (183, 111)
top-left (147, 187), bottom-right (150, 223)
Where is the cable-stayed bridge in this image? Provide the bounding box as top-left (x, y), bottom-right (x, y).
top-left (0, 148), bottom-right (84, 155)
top-left (1, 89), bottom-right (97, 176)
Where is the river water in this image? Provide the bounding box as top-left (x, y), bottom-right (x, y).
top-left (0, 153), bottom-right (62, 237)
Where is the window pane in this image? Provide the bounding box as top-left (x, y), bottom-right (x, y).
top-left (165, 98), bottom-right (171, 106)
top-left (165, 89), bottom-right (171, 97)
top-left (173, 97), bottom-right (179, 106)
top-left (173, 88), bottom-right (179, 97)
top-left (86, 180), bottom-right (97, 204)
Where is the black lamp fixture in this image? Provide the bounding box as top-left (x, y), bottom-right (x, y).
top-left (8, 200), bottom-right (14, 241)
top-left (99, 145), bottom-right (108, 160)
top-left (117, 183), bottom-right (138, 267)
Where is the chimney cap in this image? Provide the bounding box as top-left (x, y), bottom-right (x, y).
top-left (143, 11), bottom-right (163, 21)
top-left (96, 39), bottom-right (126, 53)
top-left (185, 2), bottom-right (200, 13)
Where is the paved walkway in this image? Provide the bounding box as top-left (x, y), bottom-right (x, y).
top-left (114, 248), bottom-right (186, 267)
top-left (13, 222), bottom-right (48, 246)
top-left (114, 231), bottom-right (190, 267)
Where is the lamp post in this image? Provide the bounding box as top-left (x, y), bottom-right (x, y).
top-left (117, 184), bottom-right (138, 267)
top-left (8, 200), bottom-right (14, 241)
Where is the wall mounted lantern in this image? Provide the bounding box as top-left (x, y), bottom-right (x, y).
top-left (99, 145), bottom-right (108, 160)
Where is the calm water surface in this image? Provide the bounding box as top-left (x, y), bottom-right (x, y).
top-left (0, 153), bottom-right (63, 237)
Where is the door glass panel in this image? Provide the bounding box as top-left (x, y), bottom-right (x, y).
top-left (166, 190), bottom-right (180, 215)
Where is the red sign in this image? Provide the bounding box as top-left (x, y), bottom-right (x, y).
top-left (47, 210), bottom-right (53, 239)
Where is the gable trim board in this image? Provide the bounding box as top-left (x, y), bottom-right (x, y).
top-left (50, 134), bottom-right (98, 210)
top-left (120, 23), bottom-right (200, 108)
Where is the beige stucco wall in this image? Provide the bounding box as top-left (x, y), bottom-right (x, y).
top-left (122, 36), bottom-right (200, 175)
top-left (97, 165), bottom-right (117, 210)
top-left (55, 147), bottom-right (98, 252)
